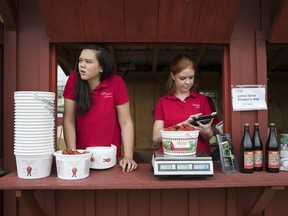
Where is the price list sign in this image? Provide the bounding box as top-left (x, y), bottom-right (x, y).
top-left (231, 85), bottom-right (267, 111)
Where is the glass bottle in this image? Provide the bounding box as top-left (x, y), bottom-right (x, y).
top-left (252, 123), bottom-right (263, 171)
top-left (240, 123), bottom-right (254, 173)
top-left (265, 123), bottom-right (280, 173)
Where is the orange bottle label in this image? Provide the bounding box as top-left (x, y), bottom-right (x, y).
top-left (244, 151), bottom-right (254, 169)
top-left (254, 150), bottom-right (263, 167)
top-left (268, 151), bottom-right (280, 168)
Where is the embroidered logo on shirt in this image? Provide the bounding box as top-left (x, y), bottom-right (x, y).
top-left (101, 92), bottom-right (113, 99)
top-left (192, 103), bottom-right (200, 109)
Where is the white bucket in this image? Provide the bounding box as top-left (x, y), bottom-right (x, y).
top-left (161, 130), bottom-right (199, 156)
top-left (54, 150), bottom-right (92, 180)
top-left (86, 145), bottom-right (117, 169)
top-left (15, 152), bottom-right (53, 179)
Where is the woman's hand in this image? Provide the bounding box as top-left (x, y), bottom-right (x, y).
top-left (116, 102), bottom-right (137, 172)
top-left (119, 157), bottom-right (137, 172)
top-left (178, 113), bottom-right (202, 126)
top-left (193, 118), bottom-right (214, 140)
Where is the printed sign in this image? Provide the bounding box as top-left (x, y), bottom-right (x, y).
top-left (231, 85), bottom-right (267, 111)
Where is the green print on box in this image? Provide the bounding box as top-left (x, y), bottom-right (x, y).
top-left (161, 129), bottom-right (200, 155)
top-left (162, 139), bottom-right (197, 152)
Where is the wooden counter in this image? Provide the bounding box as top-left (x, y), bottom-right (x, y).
top-left (0, 164), bottom-right (288, 190)
top-left (0, 164), bottom-right (287, 216)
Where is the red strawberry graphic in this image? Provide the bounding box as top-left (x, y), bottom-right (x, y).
top-left (72, 167), bottom-right (77, 177)
top-left (170, 142), bottom-right (175, 150)
top-left (27, 166), bottom-right (32, 176)
top-left (103, 158), bottom-right (111, 163)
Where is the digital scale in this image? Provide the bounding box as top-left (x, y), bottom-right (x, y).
top-left (152, 151), bottom-right (214, 178)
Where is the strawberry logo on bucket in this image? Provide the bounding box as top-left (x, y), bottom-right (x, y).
top-left (26, 166), bottom-right (32, 176)
top-left (72, 167), bottom-right (77, 177)
top-left (103, 158), bottom-right (111, 163)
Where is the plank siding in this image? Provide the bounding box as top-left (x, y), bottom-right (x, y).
top-left (195, 0), bottom-right (240, 43)
top-left (134, 79), bottom-right (155, 149)
top-left (158, 0), bottom-right (200, 42)
top-left (82, 0), bottom-right (125, 42)
top-left (124, 0), bottom-right (158, 42)
top-left (11, 185), bottom-right (288, 216)
top-left (38, 0), bottom-right (85, 42)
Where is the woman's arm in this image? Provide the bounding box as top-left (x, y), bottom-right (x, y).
top-left (152, 120), bottom-right (164, 144)
top-left (63, 98), bottom-right (77, 149)
top-left (117, 101), bottom-right (137, 172)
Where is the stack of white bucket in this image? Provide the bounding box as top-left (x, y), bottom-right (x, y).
top-left (14, 91), bottom-right (55, 179)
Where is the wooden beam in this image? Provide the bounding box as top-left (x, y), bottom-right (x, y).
top-left (188, 189), bottom-right (199, 216)
top-left (85, 191), bottom-right (95, 216)
top-left (193, 46), bottom-right (207, 69)
top-left (57, 58), bottom-right (73, 76)
top-left (116, 71), bottom-right (169, 77)
top-left (152, 46), bottom-right (159, 72)
top-left (0, 23), bottom-right (3, 45)
top-left (56, 46), bottom-right (77, 75)
top-left (113, 49), bottom-right (220, 57)
top-left (226, 188), bottom-right (237, 216)
top-left (114, 50), bottom-right (154, 56)
top-left (150, 190), bottom-right (161, 216)
top-left (0, 0), bottom-right (17, 31)
top-left (248, 186), bottom-right (285, 216)
top-left (108, 45), bottom-right (117, 69)
top-left (16, 190), bottom-right (46, 216)
top-left (117, 190), bottom-right (128, 215)
top-left (57, 45), bottom-right (222, 76)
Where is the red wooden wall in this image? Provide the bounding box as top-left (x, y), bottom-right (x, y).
top-left (2, 1), bottom-right (52, 215)
top-left (225, 0), bottom-right (269, 157)
top-left (0, 22), bottom-right (4, 164)
top-left (14, 188), bottom-right (288, 216)
top-left (0, 21), bottom-right (4, 216)
top-left (38, 0), bottom-right (240, 43)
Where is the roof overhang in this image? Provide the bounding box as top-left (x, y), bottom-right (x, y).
top-left (38, 0), bottom-right (240, 43)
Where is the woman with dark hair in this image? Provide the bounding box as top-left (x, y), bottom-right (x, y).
top-left (63, 44), bottom-right (137, 172)
top-left (152, 54), bottom-right (217, 155)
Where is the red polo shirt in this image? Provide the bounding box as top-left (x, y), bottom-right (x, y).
top-left (155, 91), bottom-right (216, 154)
top-left (63, 72), bottom-right (129, 157)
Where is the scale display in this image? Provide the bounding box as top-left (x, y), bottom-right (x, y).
top-left (158, 163), bottom-right (211, 171)
top-left (152, 152), bottom-right (214, 177)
